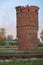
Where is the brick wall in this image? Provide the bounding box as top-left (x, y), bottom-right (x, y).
top-left (16, 6), bottom-right (39, 50)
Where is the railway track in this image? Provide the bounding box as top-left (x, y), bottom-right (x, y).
top-left (0, 53), bottom-right (43, 59)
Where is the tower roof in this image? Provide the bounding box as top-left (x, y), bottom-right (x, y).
top-left (15, 5), bottom-right (39, 10)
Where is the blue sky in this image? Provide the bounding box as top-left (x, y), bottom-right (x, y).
top-left (0, 0), bottom-right (43, 39)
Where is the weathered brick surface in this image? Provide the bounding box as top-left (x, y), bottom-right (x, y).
top-left (16, 6), bottom-right (39, 50)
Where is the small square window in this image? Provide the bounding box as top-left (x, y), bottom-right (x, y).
top-left (20, 9), bottom-right (22, 12)
top-left (28, 9), bottom-right (30, 12)
top-left (19, 9), bottom-right (22, 12)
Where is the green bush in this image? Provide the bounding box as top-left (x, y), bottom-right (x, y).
top-left (9, 41), bottom-right (18, 45)
top-left (38, 43), bottom-right (43, 47)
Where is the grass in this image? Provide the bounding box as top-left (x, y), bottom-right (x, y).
top-left (0, 45), bottom-right (13, 48)
top-left (0, 60), bottom-right (43, 65)
top-left (29, 49), bottom-right (43, 54)
top-left (0, 49), bottom-right (18, 53)
top-left (0, 48), bottom-right (43, 54)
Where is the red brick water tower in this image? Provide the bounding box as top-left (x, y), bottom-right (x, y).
top-left (15, 6), bottom-right (39, 50)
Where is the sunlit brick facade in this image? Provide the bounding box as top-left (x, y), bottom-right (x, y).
top-left (16, 6), bottom-right (39, 50)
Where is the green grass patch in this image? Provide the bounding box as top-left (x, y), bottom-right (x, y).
top-left (29, 49), bottom-right (43, 54)
top-left (0, 60), bottom-right (43, 65)
top-left (0, 49), bottom-right (43, 54)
